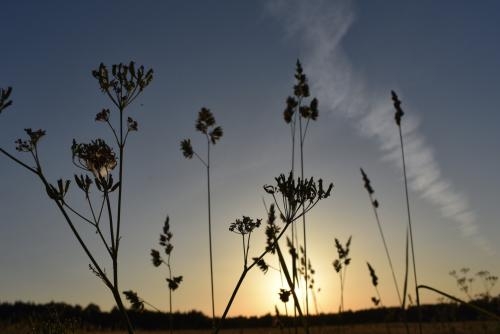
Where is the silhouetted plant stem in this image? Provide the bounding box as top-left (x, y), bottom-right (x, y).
top-left (392, 90), bottom-right (421, 334)
top-left (275, 238), bottom-right (305, 322)
top-left (217, 220), bottom-right (306, 334)
top-left (44, 173), bottom-right (134, 334)
top-left (0, 147), bottom-right (37, 173)
top-left (283, 61), bottom-right (318, 332)
top-left (180, 108), bottom-right (222, 330)
top-left (149, 216), bottom-right (183, 334)
top-left (417, 285), bottom-right (500, 321)
top-left (299, 115), bottom-right (309, 323)
top-left (206, 137), bottom-right (216, 329)
top-left (16, 149), bottom-right (135, 334)
top-left (333, 236), bottom-right (352, 313)
top-left (1, 63), bottom-right (153, 334)
top-left (360, 168), bottom-right (402, 305)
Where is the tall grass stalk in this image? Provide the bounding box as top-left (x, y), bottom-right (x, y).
top-left (150, 216), bottom-right (183, 334)
top-left (360, 168), bottom-right (402, 305)
top-left (180, 108), bottom-right (223, 329)
top-left (333, 236), bottom-right (352, 313)
top-left (392, 90), bottom-right (422, 334)
top-left (283, 60), bottom-right (319, 326)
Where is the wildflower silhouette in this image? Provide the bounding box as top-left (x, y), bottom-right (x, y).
top-left (1, 62), bottom-right (153, 334)
top-left (180, 107), bottom-right (222, 328)
top-left (229, 216), bottom-right (262, 269)
top-left (216, 173), bottom-right (332, 334)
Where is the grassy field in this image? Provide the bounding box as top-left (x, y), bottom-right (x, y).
top-left (5, 322), bottom-right (500, 334)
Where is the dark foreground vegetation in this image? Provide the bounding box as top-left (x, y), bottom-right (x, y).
top-left (1, 298), bottom-right (500, 331)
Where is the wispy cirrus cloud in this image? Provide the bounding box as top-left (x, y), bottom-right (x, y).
top-left (267, 0), bottom-right (493, 254)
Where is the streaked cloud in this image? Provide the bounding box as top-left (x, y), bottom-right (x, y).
top-left (268, 0), bottom-right (494, 255)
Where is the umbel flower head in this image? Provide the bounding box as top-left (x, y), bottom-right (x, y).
top-left (72, 139), bottom-right (117, 179)
top-left (229, 216), bottom-right (262, 235)
top-left (15, 128), bottom-right (46, 152)
top-left (264, 172), bottom-right (333, 223)
top-left (92, 61), bottom-right (153, 109)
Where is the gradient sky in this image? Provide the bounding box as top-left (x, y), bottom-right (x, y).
top-left (1, 0), bottom-right (500, 317)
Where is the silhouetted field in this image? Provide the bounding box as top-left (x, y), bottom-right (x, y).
top-left (3, 323), bottom-right (500, 334)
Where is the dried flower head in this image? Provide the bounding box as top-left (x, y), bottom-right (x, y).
top-left (265, 204), bottom-right (280, 254)
top-left (229, 216), bottom-right (262, 235)
top-left (180, 139), bottom-right (194, 159)
top-left (167, 276), bottom-right (183, 291)
top-left (367, 262), bottom-right (378, 287)
top-left (196, 107), bottom-right (216, 134)
top-left (127, 117), bottom-right (138, 132)
top-left (45, 179), bottom-right (71, 202)
top-left (360, 168), bottom-right (374, 195)
top-left (151, 249), bottom-right (163, 267)
top-left (391, 90), bottom-right (404, 126)
top-left (264, 172), bottom-right (333, 223)
top-left (123, 290), bottom-right (144, 312)
top-left (95, 108), bottom-right (110, 122)
top-left (283, 96), bottom-right (298, 123)
top-left (279, 289), bottom-right (291, 303)
top-left (283, 61), bottom-right (319, 124)
top-left (195, 107), bottom-right (223, 145)
top-left (92, 61), bottom-right (153, 109)
top-left (253, 257), bottom-right (269, 274)
top-left (74, 174), bottom-right (93, 197)
top-left (15, 128), bottom-right (46, 152)
top-left (335, 237), bottom-right (352, 261)
top-left (333, 259), bottom-right (342, 273)
top-left (209, 126), bottom-right (223, 144)
top-left (299, 98), bottom-right (319, 121)
top-left (294, 60), bottom-right (310, 98)
top-left (72, 139), bottom-right (117, 179)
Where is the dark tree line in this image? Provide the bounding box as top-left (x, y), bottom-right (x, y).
top-left (1, 298), bottom-right (499, 331)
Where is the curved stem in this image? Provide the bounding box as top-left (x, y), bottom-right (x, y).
top-left (0, 147), bottom-right (38, 174)
top-left (216, 221), bottom-right (293, 333)
top-left (418, 284), bottom-right (500, 321)
top-left (62, 202), bottom-right (95, 226)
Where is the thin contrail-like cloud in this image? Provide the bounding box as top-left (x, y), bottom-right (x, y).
top-left (267, 0), bottom-right (494, 255)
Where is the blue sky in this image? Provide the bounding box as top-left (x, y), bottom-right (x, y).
top-left (1, 0), bottom-right (500, 316)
